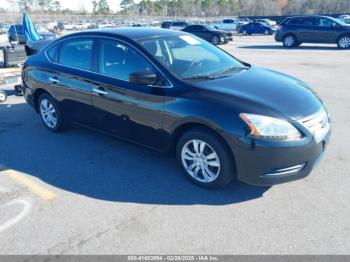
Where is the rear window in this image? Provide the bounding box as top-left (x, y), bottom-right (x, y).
top-left (58, 39), bottom-right (93, 70)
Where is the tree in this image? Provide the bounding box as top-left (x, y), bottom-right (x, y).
top-left (97, 0), bottom-right (110, 14)
top-left (92, 0), bottom-right (110, 15)
top-left (17, 0), bottom-right (34, 11)
top-left (37, 0), bottom-right (54, 11)
top-left (121, 0), bottom-right (135, 12)
top-left (52, 0), bottom-right (61, 12)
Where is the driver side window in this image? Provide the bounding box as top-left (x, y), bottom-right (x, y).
top-left (98, 39), bottom-right (154, 82)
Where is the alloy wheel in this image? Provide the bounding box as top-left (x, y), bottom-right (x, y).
top-left (339, 36), bottom-right (350, 49)
top-left (0, 91), bottom-right (7, 102)
top-left (40, 98), bottom-right (58, 128)
top-left (284, 36), bottom-right (295, 47)
top-left (211, 36), bottom-right (219, 45)
top-left (181, 139), bottom-right (221, 183)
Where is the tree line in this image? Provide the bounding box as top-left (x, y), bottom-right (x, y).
top-left (5, 0), bottom-right (350, 16)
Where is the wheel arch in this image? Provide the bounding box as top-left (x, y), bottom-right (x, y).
top-left (170, 121), bottom-right (237, 172)
top-left (337, 33), bottom-right (350, 42)
top-left (33, 88), bottom-right (51, 113)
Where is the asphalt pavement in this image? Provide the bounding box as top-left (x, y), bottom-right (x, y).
top-left (0, 35), bottom-right (349, 255)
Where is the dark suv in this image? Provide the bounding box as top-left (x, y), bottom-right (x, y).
top-left (275, 15), bottom-right (350, 49)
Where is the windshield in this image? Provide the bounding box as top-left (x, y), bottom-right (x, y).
top-left (140, 34), bottom-right (245, 80)
top-left (331, 17), bottom-right (347, 26)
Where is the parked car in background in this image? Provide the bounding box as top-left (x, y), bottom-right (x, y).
top-left (8, 24), bottom-right (56, 44)
top-left (212, 18), bottom-right (242, 31)
top-left (161, 21), bottom-right (172, 29)
top-left (182, 24), bottom-right (232, 45)
top-left (0, 23), bottom-right (7, 34)
top-left (339, 15), bottom-right (350, 24)
top-left (22, 28), bottom-right (330, 189)
top-left (239, 22), bottom-right (276, 35)
top-left (255, 19), bottom-right (277, 27)
top-left (238, 18), bottom-right (253, 24)
top-left (35, 26), bottom-right (57, 40)
top-left (161, 21), bottom-right (189, 30)
top-left (275, 15), bottom-right (350, 49)
top-left (170, 22), bottom-right (189, 30)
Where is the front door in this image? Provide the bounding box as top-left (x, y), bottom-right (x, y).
top-left (91, 38), bottom-right (169, 150)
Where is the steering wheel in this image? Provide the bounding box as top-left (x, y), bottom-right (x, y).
top-left (189, 58), bottom-right (203, 69)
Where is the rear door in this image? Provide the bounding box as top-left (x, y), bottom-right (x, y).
top-left (90, 38), bottom-right (169, 150)
top-left (289, 17), bottom-right (316, 42)
top-left (41, 38), bottom-right (96, 125)
top-left (313, 17), bottom-right (343, 43)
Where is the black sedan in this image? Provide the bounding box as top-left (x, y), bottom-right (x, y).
top-left (22, 28), bottom-right (330, 189)
top-left (182, 25), bottom-right (232, 45)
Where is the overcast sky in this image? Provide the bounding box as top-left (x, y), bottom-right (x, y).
top-left (1, 0), bottom-right (139, 12)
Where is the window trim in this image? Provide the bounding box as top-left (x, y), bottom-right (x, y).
top-left (44, 35), bottom-right (173, 88)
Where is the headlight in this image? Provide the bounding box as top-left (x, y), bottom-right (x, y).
top-left (239, 113), bottom-right (302, 140)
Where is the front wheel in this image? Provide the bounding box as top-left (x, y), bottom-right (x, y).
top-left (176, 128), bottom-right (235, 189)
top-left (38, 93), bottom-right (67, 132)
top-left (211, 35), bottom-right (220, 45)
top-left (337, 35), bottom-right (350, 49)
top-left (283, 34), bottom-right (298, 48)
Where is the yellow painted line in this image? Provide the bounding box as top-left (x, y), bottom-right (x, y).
top-left (1, 169), bottom-right (56, 201)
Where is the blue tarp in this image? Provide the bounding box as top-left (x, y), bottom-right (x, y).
top-left (22, 12), bottom-right (41, 42)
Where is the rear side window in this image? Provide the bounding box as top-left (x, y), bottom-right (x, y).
top-left (46, 44), bottom-right (60, 62)
top-left (287, 17), bottom-right (315, 26)
top-left (58, 39), bottom-right (93, 70)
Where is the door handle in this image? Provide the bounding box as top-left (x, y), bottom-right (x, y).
top-left (93, 88), bottom-right (108, 96)
top-left (49, 77), bottom-right (60, 84)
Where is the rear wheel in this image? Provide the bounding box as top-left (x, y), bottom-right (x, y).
top-left (211, 35), bottom-right (220, 45)
top-left (38, 93), bottom-right (67, 132)
top-left (337, 35), bottom-right (350, 49)
top-left (176, 128), bottom-right (235, 189)
top-left (0, 91), bottom-right (7, 103)
top-left (283, 34), bottom-right (297, 48)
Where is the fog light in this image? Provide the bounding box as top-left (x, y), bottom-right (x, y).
top-left (262, 163), bottom-right (306, 177)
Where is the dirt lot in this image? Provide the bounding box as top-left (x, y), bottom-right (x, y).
top-left (0, 35), bottom-right (349, 255)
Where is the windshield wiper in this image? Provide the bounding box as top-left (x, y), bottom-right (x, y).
top-left (183, 75), bottom-right (217, 80)
top-left (215, 66), bottom-right (249, 78)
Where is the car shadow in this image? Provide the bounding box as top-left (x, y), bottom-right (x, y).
top-left (0, 102), bottom-right (270, 206)
top-left (238, 45), bottom-right (342, 50)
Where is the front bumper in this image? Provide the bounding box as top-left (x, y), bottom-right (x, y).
top-left (223, 127), bottom-right (331, 186)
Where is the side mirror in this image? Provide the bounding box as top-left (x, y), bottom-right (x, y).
top-left (129, 71), bottom-right (157, 86)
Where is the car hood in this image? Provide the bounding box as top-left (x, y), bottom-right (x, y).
top-left (191, 66), bottom-right (323, 120)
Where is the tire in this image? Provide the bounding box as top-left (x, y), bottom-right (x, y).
top-left (176, 128), bottom-right (235, 189)
top-left (337, 35), bottom-right (350, 49)
top-left (38, 93), bottom-right (67, 132)
top-left (211, 35), bottom-right (220, 45)
top-left (0, 91), bottom-right (7, 103)
top-left (282, 34), bottom-right (298, 48)
top-left (242, 30), bottom-right (248, 36)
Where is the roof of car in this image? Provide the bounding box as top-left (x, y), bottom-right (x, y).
top-left (61, 27), bottom-right (183, 41)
